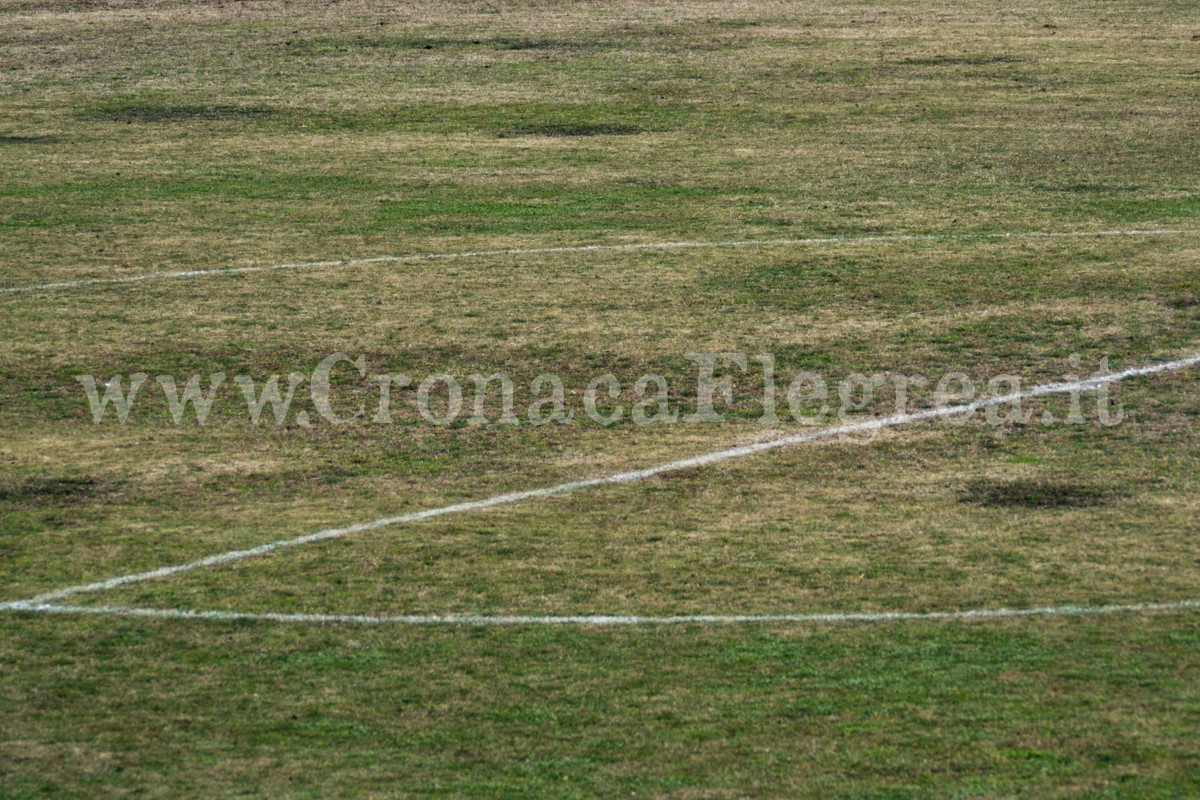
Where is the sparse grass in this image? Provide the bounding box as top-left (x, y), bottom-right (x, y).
top-left (0, 0), bottom-right (1198, 796)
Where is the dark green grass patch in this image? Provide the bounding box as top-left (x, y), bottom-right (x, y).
top-left (1082, 196), bottom-right (1200, 224)
top-left (87, 102), bottom-right (281, 124)
top-left (282, 33), bottom-right (622, 55)
top-left (0, 476), bottom-right (105, 504)
top-left (497, 120), bottom-right (647, 137)
top-left (959, 479), bottom-right (1117, 509)
top-left (80, 98), bottom-right (685, 137)
top-left (899, 54), bottom-right (1025, 67)
top-left (365, 183), bottom-right (727, 235)
top-left (0, 134), bottom-right (59, 145)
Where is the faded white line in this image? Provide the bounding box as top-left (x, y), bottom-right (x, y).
top-left (2, 599), bottom-right (1198, 626)
top-left (8, 349), bottom-right (1200, 609)
top-left (0, 228), bottom-right (1192, 295)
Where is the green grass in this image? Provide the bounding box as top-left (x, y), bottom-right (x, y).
top-left (1, 0), bottom-right (1198, 795)
top-left (3, 616), bottom-right (1199, 798)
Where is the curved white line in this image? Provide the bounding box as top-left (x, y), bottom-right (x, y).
top-left (0, 228), bottom-right (1191, 295)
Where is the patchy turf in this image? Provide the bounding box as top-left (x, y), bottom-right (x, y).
top-left (1, 0), bottom-right (1198, 795)
top-left (959, 478), bottom-right (1117, 509)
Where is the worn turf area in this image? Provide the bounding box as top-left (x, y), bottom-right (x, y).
top-left (1, 0), bottom-right (1198, 796)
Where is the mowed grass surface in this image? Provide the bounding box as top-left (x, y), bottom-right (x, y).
top-left (3, 616), bottom-right (1199, 798)
top-left (1, 0), bottom-right (1199, 796)
top-left (83, 378), bottom-right (1200, 618)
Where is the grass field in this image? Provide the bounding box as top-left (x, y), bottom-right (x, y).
top-left (2, 0), bottom-right (1199, 796)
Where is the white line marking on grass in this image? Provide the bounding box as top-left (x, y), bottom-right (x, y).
top-left (2, 599), bottom-right (1198, 627)
top-left (0, 228), bottom-right (1193, 295)
top-left (6, 349), bottom-right (1199, 611)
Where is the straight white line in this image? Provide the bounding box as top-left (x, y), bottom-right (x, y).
top-left (0, 228), bottom-right (1192, 295)
top-left (6, 349), bottom-right (1199, 610)
top-left (3, 599), bottom-right (1198, 626)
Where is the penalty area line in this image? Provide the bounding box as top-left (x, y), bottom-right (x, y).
top-left (5, 348), bottom-right (1200, 612)
top-left (0, 227), bottom-right (1193, 295)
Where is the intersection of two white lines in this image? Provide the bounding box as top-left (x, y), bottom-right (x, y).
top-left (3, 227), bottom-right (1199, 625)
top-left (5, 351), bottom-right (1200, 626)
